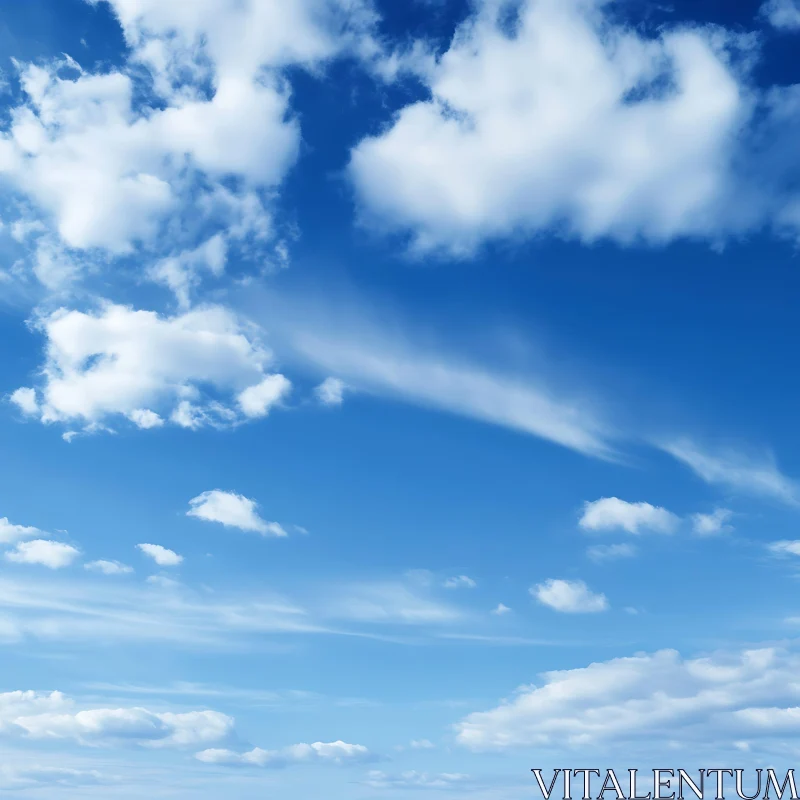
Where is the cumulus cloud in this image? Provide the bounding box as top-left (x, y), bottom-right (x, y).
top-left (196, 740), bottom-right (373, 768)
top-left (455, 647), bottom-right (800, 753)
top-left (661, 439), bottom-right (800, 505)
top-left (127, 409), bottom-right (164, 430)
top-left (531, 579), bottom-right (608, 613)
top-left (315, 377), bottom-right (346, 406)
top-left (12, 302), bottom-right (291, 435)
top-left (237, 374), bottom-right (292, 419)
top-left (586, 543), bottom-right (637, 562)
top-left (0, 516), bottom-right (42, 544)
top-left (0, 689), bottom-right (232, 748)
top-left (137, 543), bottom-right (183, 566)
top-left (443, 575), bottom-right (476, 589)
top-left (691, 508), bottom-right (734, 536)
top-left (9, 387), bottom-right (39, 416)
top-left (350, 0), bottom-right (775, 254)
top-left (579, 497), bottom-right (679, 534)
top-left (84, 560), bottom-right (134, 575)
top-left (0, 0), bottom-right (383, 293)
top-left (5, 540), bottom-right (79, 569)
top-left (186, 490), bottom-right (288, 536)
top-left (761, 0), bottom-right (800, 30)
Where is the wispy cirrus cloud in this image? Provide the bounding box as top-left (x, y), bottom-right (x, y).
top-left (660, 438), bottom-right (800, 505)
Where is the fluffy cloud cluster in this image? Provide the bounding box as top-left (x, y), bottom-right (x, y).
top-left (196, 739), bottom-right (373, 768)
top-left (350, 0), bottom-right (800, 255)
top-left (0, 690), bottom-right (232, 748)
top-left (10, 302), bottom-right (291, 435)
top-left (0, 516), bottom-right (43, 544)
top-left (455, 647), bottom-right (800, 752)
top-left (187, 489), bottom-right (287, 536)
top-left (0, 515), bottom-right (79, 568)
top-left (0, 0), bottom-right (381, 294)
top-left (579, 497), bottom-right (735, 551)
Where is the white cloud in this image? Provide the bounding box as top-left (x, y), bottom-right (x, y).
top-left (146, 575), bottom-right (182, 590)
top-left (691, 508), bottom-right (734, 536)
top-left (491, 603), bottom-right (512, 616)
top-left (661, 439), bottom-right (800, 505)
top-left (127, 408), bottom-right (164, 429)
top-left (531, 579), bottom-right (608, 613)
top-left (0, 765), bottom-right (105, 791)
top-left (586, 543), bottom-right (637, 562)
top-left (409, 739), bottom-right (436, 749)
top-left (0, 689), bottom-right (232, 748)
top-left (455, 647), bottom-right (800, 752)
top-left (149, 234), bottom-right (228, 309)
top-left (443, 575), bottom-right (476, 589)
top-left (0, 516), bottom-right (42, 544)
top-left (315, 377), bottom-right (346, 406)
top-left (196, 740), bottom-right (373, 768)
top-left (237, 374), bottom-right (292, 419)
top-left (186, 490), bottom-right (287, 536)
top-left (137, 543), bottom-right (183, 566)
top-left (0, 2), bottom-right (382, 293)
top-left (349, 0), bottom-right (763, 255)
top-left (762, 0), bottom-right (800, 30)
top-left (363, 770), bottom-right (472, 789)
top-left (768, 540), bottom-right (800, 557)
top-left (579, 497), bottom-right (679, 534)
top-left (0, 569), bottom-right (471, 649)
top-left (9, 387), bottom-right (38, 416)
top-left (5, 540), bottom-right (79, 569)
top-left (12, 302), bottom-right (291, 435)
top-left (84, 560), bottom-right (134, 575)
top-left (325, 581), bottom-right (463, 625)
top-left (0, 575), bottom-right (303, 648)
top-left (288, 324), bottom-right (614, 460)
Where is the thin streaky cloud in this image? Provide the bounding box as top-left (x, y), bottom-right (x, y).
top-left (660, 438), bottom-right (800, 506)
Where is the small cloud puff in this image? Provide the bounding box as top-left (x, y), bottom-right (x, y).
top-left (137, 543), bottom-right (183, 566)
top-left (532, 579), bottom-right (608, 613)
top-left (315, 377), bottom-right (346, 407)
top-left (187, 490), bottom-right (288, 536)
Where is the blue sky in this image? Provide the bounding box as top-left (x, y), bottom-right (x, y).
top-left (2, 0), bottom-right (800, 796)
